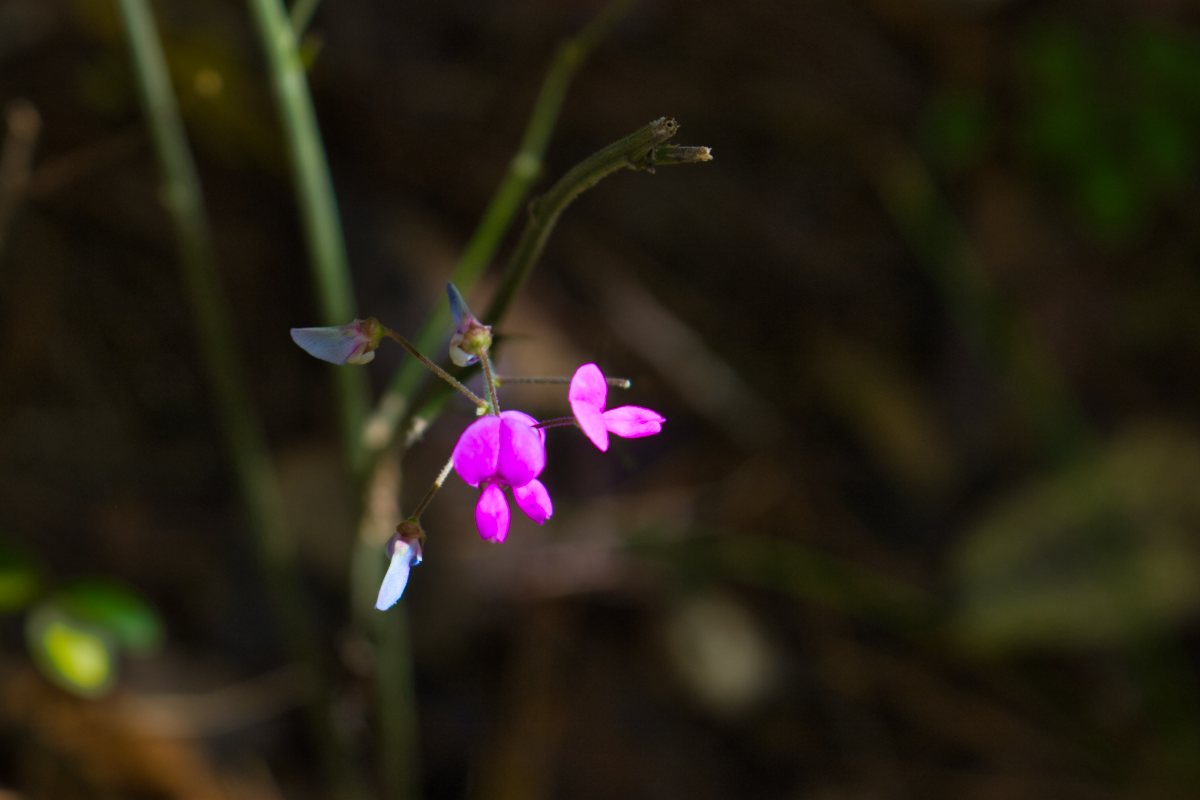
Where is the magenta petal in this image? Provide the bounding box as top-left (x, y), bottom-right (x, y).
top-left (575, 403), bottom-right (609, 451)
top-left (475, 483), bottom-right (510, 542)
top-left (569, 363), bottom-right (608, 412)
top-left (452, 416), bottom-right (501, 487)
top-left (569, 363), bottom-right (611, 450)
top-left (501, 410), bottom-right (545, 445)
top-left (496, 415), bottom-right (545, 486)
top-left (603, 405), bottom-right (666, 439)
top-left (513, 479), bottom-right (553, 524)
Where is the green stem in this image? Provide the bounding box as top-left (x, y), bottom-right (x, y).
top-left (365, 0), bottom-right (636, 460)
top-left (482, 117), bottom-right (681, 324)
top-left (115, 0), bottom-right (354, 794)
top-left (247, 0), bottom-right (369, 477)
top-left (478, 353), bottom-right (501, 415)
top-left (383, 329), bottom-right (486, 409)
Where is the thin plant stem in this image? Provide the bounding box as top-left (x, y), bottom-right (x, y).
top-left (247, 0), bottom-right (369, 477)
top-left (409, 457), bottom-right (455, 521)
top-left (498, 374), bottom-right (631, 389)
top-left (478, 353), bottom-right (501, 415)
top-left (115, 0), bottom-right (355, 795)
top-left (384, 329), bottom-right (486, 408)
top-left (349, 455), bottom-right (418, 800)
top-left (483, 116), bottom-right (683, 324)
top-left (364, 0), bottom-right (636, 458)
top-left (533, 417), bottom-right (577, 430)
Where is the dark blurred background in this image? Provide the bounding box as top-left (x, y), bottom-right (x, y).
top-left (4, 0), bottom-right (1200, 797)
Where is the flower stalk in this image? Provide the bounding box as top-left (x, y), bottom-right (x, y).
top-left (478, 353), bottom-right (502, 416)
top-left (483, 117), bottom-right (690, 325)
top-left (383, 328), bottom-right (487, 409)
top-left (497, 374), bottom-right (632, 389)
top-left (407, 457), bottom-right (455, 521)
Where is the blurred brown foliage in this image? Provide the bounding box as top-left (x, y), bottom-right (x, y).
top-left (3, 0), bottom-right (1200, 797)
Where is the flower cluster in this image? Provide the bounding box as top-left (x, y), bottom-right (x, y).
top-left (452, 411), bottom-right (552, 543)
top-left (291, 286), bottom-right (665, 610)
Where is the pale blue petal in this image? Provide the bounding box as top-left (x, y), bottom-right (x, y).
top-left (375, 546), bottom-right (413, 610)
top-left (291, 326), bottom-right (361, 365)
top-left (447, 283), bottom-right (473, 327)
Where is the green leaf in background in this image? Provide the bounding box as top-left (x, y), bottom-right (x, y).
top-left (0, 540), bottom-right (42, 613)
top-left (1015, 19), bottom-right (1200, 245)
top-left (951, 426), bottom-right (1200, 653)
top-left (26, 604), bottom-right (117, 698)
top-left (920, 88), bottom-right (992, 174)
top-left (55, 579), bottom-right (163, 655)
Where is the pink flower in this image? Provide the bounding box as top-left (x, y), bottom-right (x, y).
top-left (291, 318), bottom-right (383, 365)
top-left (568, 363), bottom-right (665, 452)
top-left (452, 411), bottom-right (553, 542)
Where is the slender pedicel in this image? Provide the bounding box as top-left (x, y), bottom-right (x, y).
top-left (383, 328), bottom-right (487, 409)
top-left (408, 456), bottom-right (456, 521)
top-left (495, 375), bottom-right (631, 390)
top-left (478, 352), bottom-right (501, 416)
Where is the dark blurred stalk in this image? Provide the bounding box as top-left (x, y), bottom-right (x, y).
top-left (365, 0), bottom-right (636, 459)
top-left (0, 99), bottom-right (41, 259)
top-left (114, 0), bottom-right (356, 795)
top-left (247, 0), bottom-right (370, 477)
top-left (872, 144), bottom-right (1087, 460)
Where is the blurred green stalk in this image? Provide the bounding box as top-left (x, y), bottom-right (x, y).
top-left (117, 1), bottom-right (361, 796)
top-left (247, 0), bottom-right (370, 476)
top-left (116, 0), bottom-right (309, 652)
top-left (365, 0), bottom-right (636, 460)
